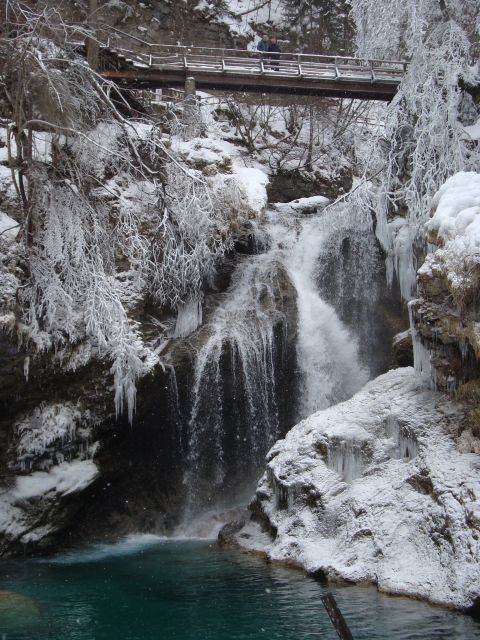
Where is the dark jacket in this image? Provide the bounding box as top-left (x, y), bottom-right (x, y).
top-left (267, 43), bottom-right (281, 60)
top-left (257, 40), bottom-right (269, 52)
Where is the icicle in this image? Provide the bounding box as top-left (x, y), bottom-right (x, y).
top-left (327, 440), bottom-right (365, 482)
top-left (23, 356), bottom-right (30, 382)
top-left (174, 299), bottom-right (203, 338)
top-left (385, 415), bottom-right (418, 461)
top-left (408, 300), bottom-right (433, 384)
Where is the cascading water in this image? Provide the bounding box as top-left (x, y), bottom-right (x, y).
top-left (180, 253), bottom-right (296, 524)
top-left (178, 202), bottom-right (372, 528)
top-left (270, 207), bottom-right (370, 416)
top-left (315, 203), bottom-right (406, 376)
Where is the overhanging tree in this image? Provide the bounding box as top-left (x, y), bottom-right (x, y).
top-left (343, 0), bottom-right (480, 300)
top-left (0, 1), bottom-right (246, 422)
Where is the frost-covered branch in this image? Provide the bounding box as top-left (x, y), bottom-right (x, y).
top-left (345, 1), bottom-right (480, 300)
top-left (0, 2), bottom-right (245, 423)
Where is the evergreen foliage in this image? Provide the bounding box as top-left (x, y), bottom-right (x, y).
top-left (283, 0), bottom-right (354, 53)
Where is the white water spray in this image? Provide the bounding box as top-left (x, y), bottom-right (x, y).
top-left (181, 203), bottom-right (370, 522)
top-left (265, 206), bottom-right (369, 417)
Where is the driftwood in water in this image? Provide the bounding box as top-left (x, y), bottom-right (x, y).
top-left (321, 593), bottom-right (354, 640)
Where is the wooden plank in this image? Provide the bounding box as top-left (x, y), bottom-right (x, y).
top-left (321, 593), bottom-right (354, 640)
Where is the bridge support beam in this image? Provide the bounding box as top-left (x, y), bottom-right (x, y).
top-left (182, 77), bottom-right (199, 139)
top-left (184, 76), bottom-right (196, 98)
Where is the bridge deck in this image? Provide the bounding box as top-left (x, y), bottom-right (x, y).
top-left (98, 41), bottom-right (406, 101)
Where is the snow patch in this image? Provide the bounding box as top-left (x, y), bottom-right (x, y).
top-left (0, 211), bottom-right (19, 243)
top-left (232, 167), bottom-right (269, 215)
top-left (463, 117), bottom-right (480, 142)
top-left (427, 171), bottom-right (480, 247)
top-left (13, 460), bottom-right (99, 499)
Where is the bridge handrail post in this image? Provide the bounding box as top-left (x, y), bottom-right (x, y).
top-left (297, 53), bottom-right (303, 77)
top-left (334, 56), bottom-right (340, 79)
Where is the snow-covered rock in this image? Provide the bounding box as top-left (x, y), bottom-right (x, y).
top-left (411, 172), bottom-right (480, 406)
top-left (0, 399), bottom-right (101, 555)
top-left (194, 0), bottom-right (288, 44)
top-left (234, 167), bottom-right (269, 215)
top-left (233, 368), bottom-right (480, 612)
top-left (0, 458), bottom-right (99, 553)
top-left (426, 171), bottom-right (480, 248)
top-left (10, 402), bottom-right (96, 473)
top-left (274, 195), bottom-right (330, 215)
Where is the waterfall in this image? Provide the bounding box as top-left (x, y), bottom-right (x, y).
top-left (315, 203), bottom-right (405, 377)
top-left (178, 203), bottom-right (373, 525)
top-left (182, 255), bottom-right (293, 518)
top-left (276, 210), bottom-right (370, 416)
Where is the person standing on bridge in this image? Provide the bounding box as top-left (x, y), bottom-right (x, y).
top-left (268, 36), bottom-right (281, 71)
top-left (257, 33), bottom-right (269, 52)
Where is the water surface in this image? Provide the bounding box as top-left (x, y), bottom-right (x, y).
top-left (0, 538), bottom-right (479, 640)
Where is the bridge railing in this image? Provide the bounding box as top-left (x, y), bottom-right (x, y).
top-left (63, 22), bottom-right (407, 86)
top-left (104, 45), bottom-right (406, 83)
top-left (92, 24), bottom-right (407, 81)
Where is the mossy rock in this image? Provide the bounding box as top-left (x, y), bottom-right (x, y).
top-left (0, 591), bottom-right (40, 629)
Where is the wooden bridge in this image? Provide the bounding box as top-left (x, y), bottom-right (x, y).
top-left (95, 34), bottom-right (406, 102)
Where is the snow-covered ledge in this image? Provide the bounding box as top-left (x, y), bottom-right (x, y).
top-left (232, 368), bottom-right (480, 612)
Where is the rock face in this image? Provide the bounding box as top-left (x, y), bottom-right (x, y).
top-left (232, 368), bottom-right (480, 612)
top-left (410, 252), bottom-right (480, 391)
top-left (267, 166), bottom-right (353, 204)
top-left (392, 329), bottom-right (413, 367)
top-left (21, 0), bottom-right (241, 48)
top-left (410, 172), bottom-right (480, 453)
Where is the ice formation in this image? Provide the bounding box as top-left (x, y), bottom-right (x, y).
top-left (426, 171), bottom-right (480, 247)
top-left (234, 368), bottom-right (480, 611)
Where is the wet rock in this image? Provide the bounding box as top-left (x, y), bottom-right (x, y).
top-left (218, 515), bottom-right (247, 547)
top-left (392, 329), bottom-right (413, 367)
top-left (267, 167), bottom-right (353, 203)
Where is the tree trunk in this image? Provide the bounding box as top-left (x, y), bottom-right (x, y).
top-left (438, 0), bottom-right (450, 19)
top-left (86, 0), bottom-right (99, 70)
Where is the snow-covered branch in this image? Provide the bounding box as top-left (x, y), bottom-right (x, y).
top-left (0, 2), bottom-right (245, 423)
